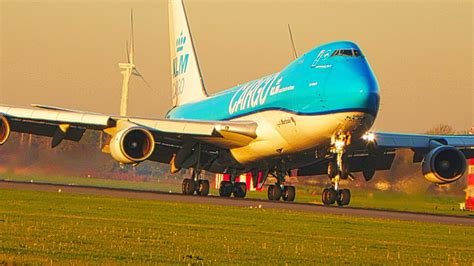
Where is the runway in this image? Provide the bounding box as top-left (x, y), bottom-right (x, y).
top-left (1, 180), bottom-right (473, 226)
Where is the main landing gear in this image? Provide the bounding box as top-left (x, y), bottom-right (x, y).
top-left (217, 170), bottom-right (296, 202)
top-left (268, 184), bottom-right (296, 201)
top-left (181, 144), bottom-right (210, 196)
top-left (267, 170), bottom-right (296, 202)
top-left (182, 170), bottom-right (210, 196)
top-left (218, 181), bottom-right (247, 198)
top-left (322, 134), bottom-right (352, 206)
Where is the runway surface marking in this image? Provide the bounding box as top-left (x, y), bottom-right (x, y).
top-left (1, 180), bottom-right (473, 226)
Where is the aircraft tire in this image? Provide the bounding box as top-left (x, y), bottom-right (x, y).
top-left (182, 178), bottom-right (196, 195)
top-left (322, 188), bottom-right (337, 205)
top-left (340, 163), bottom-right (350, 180)
top-left (268, 184), bottom-right (282, 201)
top-left (336, 189), bottom-right (351, 206)
top-left (233, 182), bottom-right (247, 198)
top-left (282, 186), bottom-right (296, 202)
top-left (219, 181), bottom-right (233, 197)
top-left (197, 180), bottom-right (210, 196)
top-left (327, 162), bottom-right (338, 179)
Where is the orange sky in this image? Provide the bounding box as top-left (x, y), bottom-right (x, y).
top-left (1, 0), bottom-right (472, 133)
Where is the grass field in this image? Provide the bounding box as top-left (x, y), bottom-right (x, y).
top-left (0, 188), bottom-right (473, 264)
top-left (0, 172), bottom-right (469, 216)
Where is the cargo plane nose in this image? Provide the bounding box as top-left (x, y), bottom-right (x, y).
top-left (324, 50), bottom-right (380, 118)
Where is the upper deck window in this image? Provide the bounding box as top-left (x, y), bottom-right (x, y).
top-left (331, 49), bottom-right (362, 57)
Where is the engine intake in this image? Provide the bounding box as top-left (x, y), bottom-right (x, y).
top-left (109, 127), bottom-right (155, 164)
top-left (422, 145), bottom-right (466, 184)
top-left (0, 116), bottom-right (11, 145)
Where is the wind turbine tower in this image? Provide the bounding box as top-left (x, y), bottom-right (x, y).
top-left (118, 9), bottom-right (151, 116)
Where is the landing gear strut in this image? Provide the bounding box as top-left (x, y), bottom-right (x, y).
top-left (267, 170), bottom-right (296, 202)
top-left (323, 134), bottom-right (352, 206)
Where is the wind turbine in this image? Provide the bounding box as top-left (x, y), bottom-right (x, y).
top-left (118, 9), bottom-right (152, 116)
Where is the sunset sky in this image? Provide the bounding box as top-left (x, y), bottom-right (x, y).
top-left (1, 0), bottom-right (472, 133)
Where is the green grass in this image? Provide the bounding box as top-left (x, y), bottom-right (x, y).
top-left (0, 172), bottom-right (179, 193)
top-left (0, 172), bottom-right (468, 216)
top-left (0, 189), bottom-right (473, 264)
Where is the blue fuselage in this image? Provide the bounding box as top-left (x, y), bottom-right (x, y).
top-left (167, 41), bottom-right (380, 125)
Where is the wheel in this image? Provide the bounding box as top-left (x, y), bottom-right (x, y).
top-left (219, 181), bottom-right (233, 197)
top-left (182, 178), bottom-right (196, 195)
top-left (268, 185), bottom-right (274, 200)
top-left (322, 188), bottom-right (337, 205)
top-left (233, 182), bottom-right (247, 198)
top-left (327, 161), bottom-right (337, 178)
top-left (340, 163), bottom-right (350, 180)
top-left (197, 180), bottom-right (210, 196)
top-left (336, 189), bottom-right (351, 206)
top-left (267, 184), bottom-right (282, 201)
top-left (282, 186), bottom-right (296, 202)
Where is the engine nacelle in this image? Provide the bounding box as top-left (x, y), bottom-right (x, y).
top-left (0, 116), bottom-right (11, 145)
top-left (109, 127), bottom-right (155, 164)
top-left (422, 145), bottom-right (466, 184)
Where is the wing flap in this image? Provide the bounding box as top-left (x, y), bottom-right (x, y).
top-left (9, 119), bottom-right (85, 141)
top-left (130, 118), bottom-right (215, 137)
top-left (129, 117), bottom-right (258, 147)
top-left (297, 151), bottom-right (396, 176)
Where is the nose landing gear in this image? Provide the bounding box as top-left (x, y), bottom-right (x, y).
top-left (322, 187), bottom-right (351, 206)
top-left (323, 134), bottom-right (352, 206)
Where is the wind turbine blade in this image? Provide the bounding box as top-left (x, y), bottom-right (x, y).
top-left (126, 41), bottom-right (130, 63)
top-left (287, 24), bottom-right (298, 60)
top-left (133, 68), bottom-right (153, 91)
top-left (129, 8), bottom-right (135, 64)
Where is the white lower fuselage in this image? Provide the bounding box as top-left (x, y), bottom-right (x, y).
top-left (229, 110), bottom-right (375, 166)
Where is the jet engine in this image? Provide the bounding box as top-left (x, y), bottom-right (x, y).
top-left (109, 126), bottom-right (155, 164)
top-left (422, 145), bottom-right (466, 184)
top-left (0, 116), bottom-right (11, 145)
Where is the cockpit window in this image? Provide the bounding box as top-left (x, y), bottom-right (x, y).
top-left (331, 49), bottom-right (362, 57)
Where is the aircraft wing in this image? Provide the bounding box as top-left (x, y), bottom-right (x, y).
top-left (0, 104), bottom-right (258, 166)
top-left (370, 132), bottom-right (474, 149)
top-left (298, 131), bottom-right (474, 178)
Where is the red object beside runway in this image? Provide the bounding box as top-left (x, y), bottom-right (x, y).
top-left (215, 173), bottom-right (264, 191)
top-left (466, 159), bottom-right (474, 211)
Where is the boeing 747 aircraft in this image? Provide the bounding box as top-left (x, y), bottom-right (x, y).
top-left (1, 0), bottom-right (473, 205)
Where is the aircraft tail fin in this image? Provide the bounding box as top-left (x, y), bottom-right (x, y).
top-left (168, 0), bottom-right (208, 107)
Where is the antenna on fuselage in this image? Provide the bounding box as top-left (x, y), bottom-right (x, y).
top-left (287, 24), bottom-right (298, 60)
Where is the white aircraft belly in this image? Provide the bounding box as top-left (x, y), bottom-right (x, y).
top-left (229, 110), bottom-right (374, 164)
